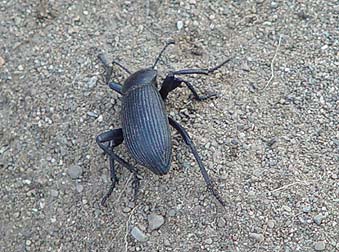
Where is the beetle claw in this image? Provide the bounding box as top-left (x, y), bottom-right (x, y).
top-left (132, 175), bottom-right (140, 201)
top-left (207, 183), bottom-right (226, 207)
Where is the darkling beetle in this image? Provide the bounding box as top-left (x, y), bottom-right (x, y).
top-left (96, 41), bottom-right (232, 207)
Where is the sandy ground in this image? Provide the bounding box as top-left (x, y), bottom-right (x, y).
top-left (1, 1), bottom-right (338, 251)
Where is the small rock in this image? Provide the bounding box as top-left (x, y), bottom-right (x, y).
top-left (231, 139), bottom-right (239, 145)
top-left (205, 238), bottom-right (213, 245)
top-left (313, 214), bottom-right (324, 225)
top-left (148, 213), bottom-right (165, 231)
top-left (164, 239), bottom-right (171, 246)
top-left (267, 220), bottom-right (275, 228)
top-left (177, 20), bottom-right (183, 30)
top-left (85, 76), bottom-right (97, 90)
top-left (76, 184), bottom-right (84, 193)
top-left (97, 114), bottom-right (103, 122)
top-left (249, 233), bottom-right (264, 242)
top-left (303, 205), bottom-right (312, 213)
top-left (167, 208), bottom-right (176, 217)
top-left (314, 241), bottom-right (326, 251)
top-left (271, 2), bottom-right (278, 8)
top-left (50, 189), bottom-right (59, 197)
top-left (282, 205), bottom-right (292, 212)
top-left (87, 111), bottom-right (98, 118)
top-left (248, 191), bottom-right (255, 197)
top-left (23, 179), bottom-right (31, 185)
top-left (217, 217), bottom-right (226, 227)
top-left (131, 226), bottom-right (148, 242)
top-left (67, 164), bottom-right (83, 179)
top-left (122, 207), bottom-right (131, 213)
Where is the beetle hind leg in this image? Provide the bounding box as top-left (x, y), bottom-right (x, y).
top-left (168, 117), bottom-right (226, 207)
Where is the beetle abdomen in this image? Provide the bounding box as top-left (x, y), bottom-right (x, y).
top-left (122, 85), bottom-right (172, 175)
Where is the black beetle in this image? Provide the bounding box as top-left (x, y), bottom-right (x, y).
top-left (96, 41), bottom-right (232, 206)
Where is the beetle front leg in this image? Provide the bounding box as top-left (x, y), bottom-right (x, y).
top-left (171, 56), bottom-right (233, 76)
top-left (97, 54), bottom-right (124, 95)
top-left (160, 74), bottom-right (215, 101)
top-left (168, 117), bottom-right (226, 207)
top-left (96, 128), bottom-right (139, 205)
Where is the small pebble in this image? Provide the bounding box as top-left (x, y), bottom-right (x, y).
top-left (303, 205), bottom-right (312, 213)
top-left (85, 76), bottom-right (97, 90)
top-left (50, 189), bottom-right (59, 197)
top-left (282, 205), bottom-right (292, 212)
top-left (217, 217), bottom-right (226, 228)
top-left (313, 214), bottom-right (324, 225)
top-left (122, 207), bottom-right (131, 213)
top-left (67, 164), bottom-right (83, 179)
top-left (148, 213), bottom-right (165, 231)
top-left (177, 20), bottom-right (183, 30)
top-left (314, 241), bottom-right (326, 251)
top-left (87, 111), bottom-right (98, 118)
top-left (267, 220), bottom-right (275, 228)
top-left (76, 184), bottom-right (84, 193)
top-left (164, 239), bottom-right (171, 246)
top-left (249, 233), bottom-right (264, 242)
top-left (271, 2), bottom-right (278, 8)
top-left (248, 191), bottom-right (255, 197)
top-left (23, 179), bottom-right (31, 185)
top-left (168, 209), bottom-right (176, 217)
top-left (131, 226), bottom-right (148, 242)
top-left (205, 238), bottom-right (213, 245)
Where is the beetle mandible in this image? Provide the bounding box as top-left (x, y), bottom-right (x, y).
top-left (96, 41), bottom-right (232, 206)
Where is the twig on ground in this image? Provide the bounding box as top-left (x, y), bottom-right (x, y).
top-left (270, 179), bottom-right (317, 193)
top-left (263, 35), bottom-right (282, 90)
top-left (125, 205), bottom-right (139, 252)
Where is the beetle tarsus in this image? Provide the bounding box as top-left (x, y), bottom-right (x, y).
top-left (207, 183), bottom-right (226, 207)
top-left (132, 174), bottom-right (140, 202)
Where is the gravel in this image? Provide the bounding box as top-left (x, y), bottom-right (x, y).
top-left (314, 241), bottom-right (326, 251)
top-left (148, 213), bottom-right (165, 231)
top-left (67, 164), bottom-right (83, 179)
top-left (131, 227), bottom-right (148, 242)
top-left (249, 232), bottom-right (265, 242)
top-left (1, 0), bottom-right (338, 251)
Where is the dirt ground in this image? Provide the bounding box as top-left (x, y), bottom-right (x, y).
top-left (1, 1), bottom-right (338, 251)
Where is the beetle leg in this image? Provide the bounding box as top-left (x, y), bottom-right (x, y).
top-left (171, 56), bottom-right (233, 76)
top-left (108, 82), bottom-right (123, 95)
top-left (97, 53), bottom-right (125, 95)
top-left (168, 117), bottom-right (226, 207)
top-left (96, 128), bottom-right (139, 205)
top-left (98, 53), bottom-right (114, 84)
top-left (160, 74), bottom-right (215, 101)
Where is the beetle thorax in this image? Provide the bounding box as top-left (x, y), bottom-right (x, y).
top-left (122, 68), bottom-right (158, 93)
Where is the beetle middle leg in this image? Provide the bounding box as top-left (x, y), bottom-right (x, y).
top-left (96, 128), bottom-right (140, 206)
top-left (168, 117), bottom-right (226, 207)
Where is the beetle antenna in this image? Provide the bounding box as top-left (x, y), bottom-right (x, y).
top-left (152, 40), bottom-right (175, 69)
